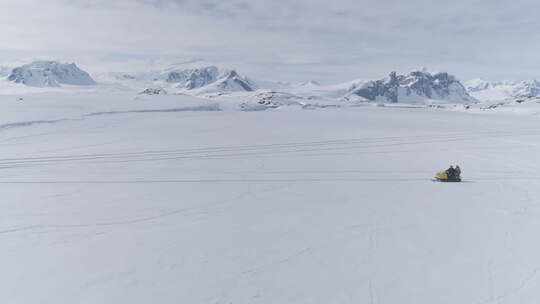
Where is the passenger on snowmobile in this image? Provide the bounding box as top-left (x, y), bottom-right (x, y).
top-left (446, 166), bottom-right (456, 179)
top-left (455, 165), bottom-right (461, 177)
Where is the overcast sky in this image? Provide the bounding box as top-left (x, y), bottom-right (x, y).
top-left (1, 0), bottom-right (540, 83)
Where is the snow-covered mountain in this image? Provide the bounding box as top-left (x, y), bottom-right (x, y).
top-left (1, 60), bottom-right (480, 106)
top-left (100, 64), bottom-right (256, 93)
top-left (511, 80), bottom-right (540, 100)
top-left (8, 61), bottom-right (96, 87)
top-left (163, 66), bottom-right (220, 89)
top-left (464, 78), bottom-right (540, 102)
top-left (463, 78), bottom-right (494, 93)
top-left (345, 70), bottom-right (475, 103)
top-left (195, 69), bottom-right (475, 107)
top-left (194, 70), bottom-right (257, 93)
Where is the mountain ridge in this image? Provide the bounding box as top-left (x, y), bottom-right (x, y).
top-left (344, 70), bottom-right (475, 103)
top-left (464, 78), bottom-right (540, 102)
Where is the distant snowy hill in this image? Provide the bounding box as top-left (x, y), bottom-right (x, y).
top-left (0, 66), bottom-right (11, 78)
top-left (464, 78), bottom-right (540, 102)
top-left (344, 70), bottom-right (475, 103)
top-left (8, 61), bottom-right (96, 87)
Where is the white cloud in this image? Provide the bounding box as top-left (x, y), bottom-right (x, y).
top-left (1, 0), bottom-right (540, 83)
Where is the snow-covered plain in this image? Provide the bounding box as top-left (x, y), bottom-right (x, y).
top-left (3, 91), bottom-right (540, 304)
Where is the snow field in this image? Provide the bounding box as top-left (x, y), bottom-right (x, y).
top-left (2, 93), bottom-right (540, 303)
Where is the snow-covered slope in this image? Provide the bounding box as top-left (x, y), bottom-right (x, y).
top-left (7, 61), bottom-right (96, 87)
top-left (464, 79), bottom-right (540, 102)
top-left (345, 70), bottom-right (475, 103)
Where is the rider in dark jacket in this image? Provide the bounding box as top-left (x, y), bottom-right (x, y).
top-left (446, 166), bottom-right (456, 178)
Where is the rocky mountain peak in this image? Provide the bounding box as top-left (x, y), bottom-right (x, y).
top-left (347, 70), bottom-right (474, 103)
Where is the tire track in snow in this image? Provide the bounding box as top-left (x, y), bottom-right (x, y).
top-left (0, 209), bottom-right (189, 235)
top-left (0, 182), bottom-right (278, 235)
top-left (1, 131), bottom-right (539, 167)
top-left (0, 177), bottom-right (435, 184)
top-left (0, 225), bottom-right (42, 235)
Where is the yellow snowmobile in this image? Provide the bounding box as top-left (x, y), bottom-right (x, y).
top-left (434, 171), bottom-right (462, 182)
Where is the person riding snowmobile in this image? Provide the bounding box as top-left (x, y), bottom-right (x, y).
top-left (434, 165), bottom-right (462, 182)
top-left (446, 166), bottom-right (456, 179)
